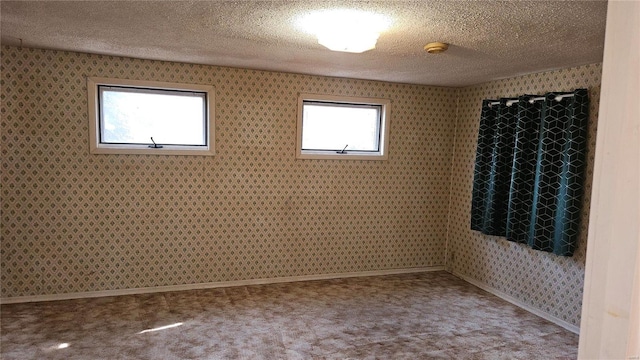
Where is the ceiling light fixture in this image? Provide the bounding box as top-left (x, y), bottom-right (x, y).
top-left (424, 42), bottom-right (449, 54)
top-left (298, 9), bottom-right (391, 53)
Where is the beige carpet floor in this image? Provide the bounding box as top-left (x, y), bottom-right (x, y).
top-left (0, 271), bottom-right (578, 359)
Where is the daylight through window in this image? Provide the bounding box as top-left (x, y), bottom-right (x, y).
top-left (297, 93), bottom-right (390, 160)
top-left (88, 78), bottom-right (215, 155)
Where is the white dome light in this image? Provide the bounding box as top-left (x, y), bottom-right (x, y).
top-left (298, 9), bottom-right (391, 53)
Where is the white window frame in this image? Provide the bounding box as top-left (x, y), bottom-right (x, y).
top-left (296, 93), bottom-right (391, 160)
top-left (87, 77), bottom-right (215, 156)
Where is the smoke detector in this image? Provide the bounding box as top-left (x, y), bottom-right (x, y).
top-left (424, 42), bottom-right (449, 54)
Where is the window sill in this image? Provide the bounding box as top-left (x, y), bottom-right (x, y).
top-left (90, 144), bottom-right (214, 156)
top-left (296, 151), bottom-right (388, 161)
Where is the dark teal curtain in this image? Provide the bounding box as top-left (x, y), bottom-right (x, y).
top-left (470, 89), bottom-right (589, 256)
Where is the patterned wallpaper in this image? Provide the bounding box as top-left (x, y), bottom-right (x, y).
top-left (0, 46), bottom-right (603, 329)
top-left (0, 47), bottom-right (457, 298)
top-left (448, 63), bottom-right (602, 327)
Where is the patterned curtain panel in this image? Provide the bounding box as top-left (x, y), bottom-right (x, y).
top-left (470, 99), bottom-right (518, 236)
top-left (471, 89), bottom-right (589, 256)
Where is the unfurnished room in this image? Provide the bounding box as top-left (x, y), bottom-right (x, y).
top-left (0, 1), bottom-right (638, 359)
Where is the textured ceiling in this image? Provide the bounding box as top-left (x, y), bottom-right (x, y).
top-left (0, 1), bottom-right (607, 87)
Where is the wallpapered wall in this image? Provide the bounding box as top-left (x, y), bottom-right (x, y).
top-left (448, 63), bottom-right (602, 327)
top-left (0, 46), bottom-right (602, 328)
top-left (0, 47), bottom-right (457, 298)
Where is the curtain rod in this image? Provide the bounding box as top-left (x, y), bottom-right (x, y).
top-left (488, 93), bottom-right (575, 107)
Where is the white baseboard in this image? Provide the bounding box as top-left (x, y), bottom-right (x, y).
top-left (0, 266), bottom-right (444, 305)
top-left (452, 271), bottom-right (580, 334)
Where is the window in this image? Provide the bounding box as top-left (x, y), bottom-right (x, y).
top-left (88, 77), bottom-right (215, 155)
top-left (297, 93), bottom-right (390, 160)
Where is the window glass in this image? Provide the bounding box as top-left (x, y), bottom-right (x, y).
top-left (301, 102), bottom-right (381, 152)
top-left (99, 86), bottom-right (206, 146)
top-left (87, 77), bottom-right (214, 156)
top-left (296, 93), bottom-right (390, 160)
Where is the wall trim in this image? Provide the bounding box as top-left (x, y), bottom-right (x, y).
top-left (0, 266), bottom-right (444, 305)
top-left (452, 271), bottom-right (580, 334)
